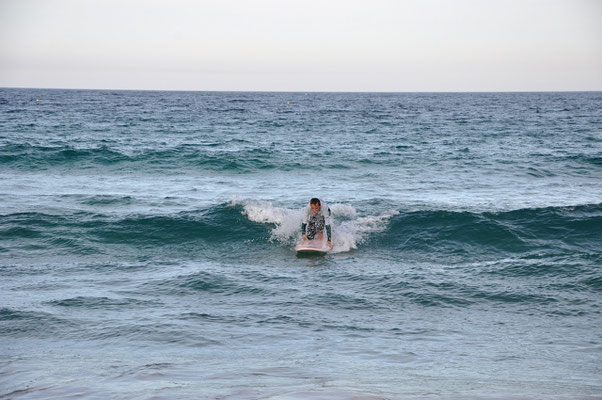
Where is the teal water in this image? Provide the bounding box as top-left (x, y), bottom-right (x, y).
top-left (1, 88), bottom-right (601, 399)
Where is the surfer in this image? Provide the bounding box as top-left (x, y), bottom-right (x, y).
top-left (301, 198), bottom-right (333, 249)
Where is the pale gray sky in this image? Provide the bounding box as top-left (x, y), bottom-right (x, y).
top-left (1, 0), bottom-right (600, 91)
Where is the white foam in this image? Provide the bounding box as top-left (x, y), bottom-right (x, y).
top-left (331, 210), bottom-right (399, 253)
top-left (231, 198), bottom-right (398, 253)
top-left (329, 203), bottom-right (358, 218)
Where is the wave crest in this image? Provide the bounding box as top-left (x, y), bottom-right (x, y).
top-left (2, 201), bottom-right (600, 258)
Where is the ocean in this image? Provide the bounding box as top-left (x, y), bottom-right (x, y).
top-left (1, 88), bottom-right (601, 399)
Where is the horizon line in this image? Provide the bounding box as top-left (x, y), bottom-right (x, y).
top-left (1, 85), bottom-right (601, 94)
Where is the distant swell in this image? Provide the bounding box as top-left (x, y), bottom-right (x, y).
top-left (0, 144), bottom-right (303, 172)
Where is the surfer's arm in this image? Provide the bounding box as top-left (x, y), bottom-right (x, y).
top-left (324, 206), bottom-right (332, 242)
top-left (301, 206), bottom-right (311, 239)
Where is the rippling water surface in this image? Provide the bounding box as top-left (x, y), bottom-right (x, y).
top-left (1, 89), bottom-right (601, 399)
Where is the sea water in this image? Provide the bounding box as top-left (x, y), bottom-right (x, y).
top-left (1, 89), bottom-right (601, 399)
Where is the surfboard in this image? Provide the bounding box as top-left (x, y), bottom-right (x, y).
top-left (295, 237), bottom-right (331, 255)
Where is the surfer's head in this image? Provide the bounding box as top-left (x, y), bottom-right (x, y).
top-left (310, 198), bottom-right (321, 214)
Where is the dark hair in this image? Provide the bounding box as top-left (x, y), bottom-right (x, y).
top-left (310, 198), bottom-right (321, 206)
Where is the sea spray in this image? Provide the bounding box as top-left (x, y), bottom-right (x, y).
top-left (232, 198), bottom-right (399, 253)
top-left (332, 209), bottom-right (400, 252)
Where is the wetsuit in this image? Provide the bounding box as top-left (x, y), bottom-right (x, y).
top-left (301, 200), bottom-right (332, 241)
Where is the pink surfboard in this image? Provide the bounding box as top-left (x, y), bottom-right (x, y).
top-left (295, 237), bottom-right (331, 255)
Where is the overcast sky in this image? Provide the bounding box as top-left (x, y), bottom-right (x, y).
top-left (0, 0), bottom-right (600, 91)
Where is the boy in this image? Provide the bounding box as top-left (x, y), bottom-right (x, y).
top-left (301, 198), bottom-right (333, 249)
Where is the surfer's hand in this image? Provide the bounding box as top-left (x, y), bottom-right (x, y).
top-left (327, 241), bottom-right (333, 249)
top-left (302, 235), bottom-right (307, 241)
